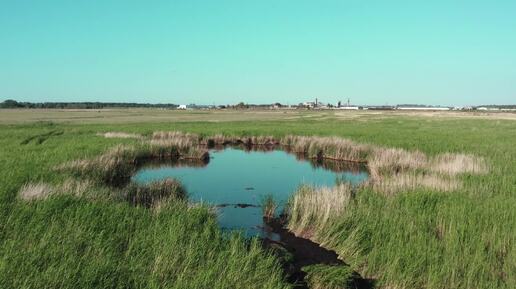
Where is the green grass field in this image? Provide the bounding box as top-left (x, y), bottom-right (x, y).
top-left (0, 110), bottom-right (515, 289)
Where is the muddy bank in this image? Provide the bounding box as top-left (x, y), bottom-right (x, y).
top-left (262, 216), bottom-right (375, 289)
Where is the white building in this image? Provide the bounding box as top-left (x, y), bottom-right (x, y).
top-left (177, 105), bottom-right (187, 110)
top-left (303, 101), bottom-right (316, 108)
top-left (396, 107), bottom-right (450, 111)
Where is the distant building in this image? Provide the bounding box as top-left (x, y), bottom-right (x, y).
top-left (337, 106), bottom-right (360, 110)
top-left (177, 105), bottom-right (187, 110)
top-left (302, 101), bottom-right (316, 108)
top-left (336, 98), bottom-right (360, 110)
top-left (396, 106), bottom-right (450, 111)
top-left (366, 106), bottom-right (395, 110)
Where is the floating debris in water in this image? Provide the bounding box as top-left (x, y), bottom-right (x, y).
top-left (216, 203), bottom-right (258, 208)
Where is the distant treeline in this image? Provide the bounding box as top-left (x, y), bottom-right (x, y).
top-left (0, 99), bottom-right (178, 109)
top-left (477, 104), bottom-right (516, 109)
top-left (2, 99), bottom-right (515, 110)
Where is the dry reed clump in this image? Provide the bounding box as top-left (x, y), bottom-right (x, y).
top-left (366, 173), bottom-right (460, 195)
top-left (123, 179), bottom-right (186, 207)
top-left (243, 135), bottom-right (278, 146)
top-left (19, 179), bottom-right (100, 201)
top-left (206, 134), bottom-right (232, 145)
top-left (281, 135), bottom-right (312, 153)
top-left (281, 135), bottom-right (370, 161)
top-left (151, 131), bottom-right (199, 149)
top-left (149, 132), bottom-right (488, 182)
top-left (98, 132), bottom-right (142, 139)
top-left (287, 184), bottom-right (353, 238)
top-left (367, 148), bottom-right (427, 180)
top-left (152, 131), bottom-right (200, 143)
top-left (316, 137), bottom-right (370, 161)
top-left (19, 183), bottom-right (54, 200)
top-left (59, 178), bottom-right (96, 197)
top-left (281, 134), bottom-right (487, 180)
top-left (204, 134), bottom-right (279, 146)
top-left (59, 144), bottom-right (141, 185)
top-left (365, 150), bottom-right (486, 194)
top-left (149, 139), bottom-right (208, 160)
top-left (150, 131), bottom-right (208, 159)
top-left (64, 131), bottom-right (489, 195)
top-left (260, 195), bottom-right (277, 220)
top-left (59, 138), bottom-right (209, 185)
top-left (430, 153), bottom-right (488, 175)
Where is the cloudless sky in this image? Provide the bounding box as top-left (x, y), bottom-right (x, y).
top-left (1, 0), bottom-right (515, 106)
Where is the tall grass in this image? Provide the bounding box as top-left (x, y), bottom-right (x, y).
top-left (1, 196), bottom-right (291, 289)
top-left (429, 153), bottom-right (488, 175)
top-left (281, 135), bottom-right (370, 161)
top-left (123, 179), bottom-right (186, 207)
top-left (302, 264), bottom-right (355, 289)
top-left (287, 184), bottom-right (353, 239)
top-left (367, 172), bottom-right (460, 195)
top-left (59, 142), bottom-right (208, 185)
top-left (260, 194), bottom-right (277, 221)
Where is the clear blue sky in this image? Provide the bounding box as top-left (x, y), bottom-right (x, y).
top-left (1, 0), bottom-right (515, 106)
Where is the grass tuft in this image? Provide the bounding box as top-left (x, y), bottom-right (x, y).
top-left (261, 194), bottom-right (277, 220)
top-left (18, 183), bottom-right (54, 200)
top-left (287, 184), bottom-right (353, 239)
top-left (430, 153), bottom-right (488, 175)
top-left (98, 131), bottom-right (142, 139)
top-left (302, 264), bottom-right (355, 289)
top-left (123, 179), bottom-right (186, 207)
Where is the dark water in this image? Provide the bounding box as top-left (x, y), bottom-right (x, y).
top-left (133, 148), bottom-right (368, 238)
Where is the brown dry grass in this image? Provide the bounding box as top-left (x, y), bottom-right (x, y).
top-left (19, 179), bottom-right (96, 200)
top-left (19, 183), bottom-right (54, 200)
top-left (281, 135), bottom-right (369, 161)
top-left (59, 141), bottom-right (207, 185)
top-left (280, 135), bottom-right (487, 194)
top-left (366, 173), bottom-right (460, 195)
top-left (367, 148), bottom-right (427, 179)
top-left (60, 131), bottom-right (489, 195)
top-left (98, 132), bottom-right (142, 139)
top-left (430, 153), bottom-right (488, 175)
top-left (287, 184), bottom-right (353, 238)
top-left (207, 134), bottom-right (278, 146)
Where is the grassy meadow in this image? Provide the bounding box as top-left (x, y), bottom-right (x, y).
top-left (0, 109), bottom-right (515, 289)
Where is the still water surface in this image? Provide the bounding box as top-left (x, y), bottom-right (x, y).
top-left (133, 148), bottom-right (368, 237)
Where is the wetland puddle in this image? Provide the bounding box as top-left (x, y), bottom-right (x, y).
top-left (133, 147), bottom-right (373, 287)
top-left (133, 148), bottom-right (368, 238)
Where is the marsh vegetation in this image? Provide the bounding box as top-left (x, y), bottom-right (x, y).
top-left (1, 114), bottom-right (514, 289)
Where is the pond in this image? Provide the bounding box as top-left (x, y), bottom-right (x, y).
top-left (133, 148), bottom-right (369, 238)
